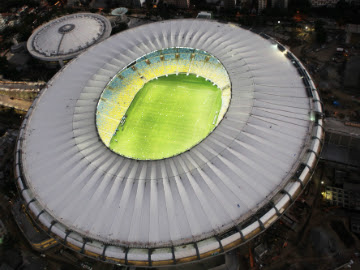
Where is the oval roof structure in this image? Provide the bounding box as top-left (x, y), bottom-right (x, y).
top-left (17, 20), bottom-right (323, 267)
top-left (111, 7), bottom-right (128, 16)
top-left (26, 13), bottom-right (112, 61)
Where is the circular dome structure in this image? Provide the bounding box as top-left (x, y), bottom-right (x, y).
top-left (26, 13), bottom-right (112, 62)
top-left (111, 7), bottom-right (128, 16)
top-left (16, 20), bottom-right (323, 267)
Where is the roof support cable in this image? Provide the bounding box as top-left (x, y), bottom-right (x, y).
top-left (235, 225), bottom-right (245, 242)
top-left (315, 111), bottom-right (325, 120)
top-left (270, 201), bottom-right (281, 216)
top-left (124, 247), bottom-right (129, 265)
top-left (171, 246), bottom-right (176, 265)
top-left (35, 210), bottom-right (45, 221)
top-left (307, 149), bottom-right (319, 158)
top-left (282, 190), bottom-right (293, 203)
top-left (315, 122), bottom-right (325, 132)
top-left (303, 163), bottom-right (313, 172)
top-left (215, 235), bottom-right (224, 252)
top-left (312, 136), bottom-right (323, 145)
top-left (313, 100), bottom-right (324, 111)
top-left (258, 218), bottom-right (265, 231)
top-left (15, 150), bottom-right (21, 162)
top-left (312, 99), bottom-right (323, 105)
top-left (26, 198), bottom-right (36, 210)
top-left (294, 178), bottom-right (305, 189)
top-left (80, 241), bottom-right (86, 254)
top-left (64, 229), bottom-right (72, 244)
top-left (80, 238), bottom-right (91, 254)
top-left (194, 242), bottom-right (201, 260)
top-left (48, 220), bottom-right (57, 234)
top-left (101, 245), bottom-right (108, 261)
top-left (148, 249), bottom-right (152, 267)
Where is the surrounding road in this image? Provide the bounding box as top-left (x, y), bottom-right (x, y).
top-left (0, 95), bottom-right (32, 111)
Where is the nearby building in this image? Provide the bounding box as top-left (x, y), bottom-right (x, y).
top-left (26, 13), bottom-right (111, 66)
top-left (311, 0), bottom-right (338, 7)
top-left (321, 118), bottom-right (360, 168)
top-left (272, 0), bottom-right (288, 8)
top-left (345, 24), bottom-right (360, 44)
top-left (324, 183), bottom-right (360, 210)
top-left (224, 0), bottom-right (236, 10)
top-left (196, 11), bottom-right (213, 19)
top-left (259, 0), bottom-right (289, 12)
top-left (110, 7), bottom-right (129, 25)
top-left (309, 0), bottom-right (359, 7)
top-left (350, 214), bottom-right (360, 234)
top-left (344, 56), bottom-right (360, 91)
top-left (258, 0), bottom-right (268, 13)
top-left (166, 0), bottom-right (190, 8)
top-left (349, 0), bottom-right (360, 6)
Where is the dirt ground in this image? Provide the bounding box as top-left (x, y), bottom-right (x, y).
top-left (291, 39), bottom-right (360, 122)
top-left (0, 95), bottom-right (32, 111)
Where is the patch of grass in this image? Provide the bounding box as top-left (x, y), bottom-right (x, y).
top-left (109, 74), bottom-right (221, 160)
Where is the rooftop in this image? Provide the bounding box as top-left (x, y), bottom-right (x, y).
top-left (16, 19), bottom-right (323, 266)
top-left (26, 13), bottom-right (111, 61)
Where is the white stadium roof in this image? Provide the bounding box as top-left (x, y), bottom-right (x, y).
top-left (26, 13), bottom-right (111, 61)
top-left (111, 7), bottom-right (128, 16)
top-left (17, 20), bottom-right (323, 266)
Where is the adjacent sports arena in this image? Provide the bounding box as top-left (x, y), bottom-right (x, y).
top-left (26, 13), bottom-right (111, 65)
top-left (16, 20), bottom-right (323, 267)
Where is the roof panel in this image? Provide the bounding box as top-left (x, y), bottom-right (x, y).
top-left (27, 13), bottom-right (111, 61)
top-left (18, 20), bottom-right (322, 265)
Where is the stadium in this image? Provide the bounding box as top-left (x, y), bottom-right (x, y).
top-left (16, 19), bottom-right (323, 267)
top-left (26, 13), bottom-right (111, 65)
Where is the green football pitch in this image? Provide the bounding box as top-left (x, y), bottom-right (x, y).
top-left (109, 74), bottom-right (222, 160)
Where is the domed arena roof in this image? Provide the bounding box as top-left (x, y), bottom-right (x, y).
top-left (111, 7), bottom-right (128, 16)
top-left (16, 20), bottom-right (323, 267)
top-left (26, 13), bottom-right (112, 61)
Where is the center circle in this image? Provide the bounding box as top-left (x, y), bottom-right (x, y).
top-left (96, 47), bottom-right (231, 160)
top-left (58, 23), bottom-right (75, 33)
